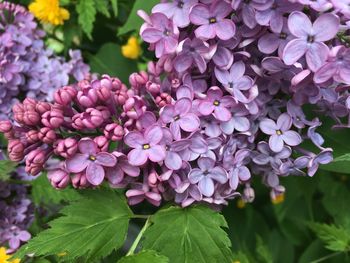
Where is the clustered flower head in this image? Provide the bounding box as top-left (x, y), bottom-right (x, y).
top-left (2, 0), bottom-right (350, 208)
top-left (0, 153), bottom-right (33, 253)
top-left (0, 2), bottom-right (90, 120)
top-left (28, 0), bottom-right (70, 26)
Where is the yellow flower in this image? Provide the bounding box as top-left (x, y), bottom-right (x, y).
top-left (271, 193), bottom-right (285, 205)
top-left (0, 247), bottom-right (20, 263)
top-left (29, 0), bottom-right (70, 26)
top-left (121, 36), bottom-right (141, 60)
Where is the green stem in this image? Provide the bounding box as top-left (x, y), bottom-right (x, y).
top-left (126, 217), bottom-right (151, 256)
top-left (132, 214), bottom-right (151, 219)
top-left (310, 251), bottom-right (344, 263)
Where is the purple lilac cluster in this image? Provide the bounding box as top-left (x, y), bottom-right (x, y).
top-left (0, 152), bottom-right (33, 252)
top-left (0, 2), bottom-right (90, 120)
top-left (2, 0), bottom-right (350, 208)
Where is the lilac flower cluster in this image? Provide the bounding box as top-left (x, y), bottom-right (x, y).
top-left (2, 0), bottom-right (350, 208)
top-left (0, 153), bottom-right (33, 253)
top-left (0, 2), bottom-right (90, 120)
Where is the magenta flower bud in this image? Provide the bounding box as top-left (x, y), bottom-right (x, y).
top-left (42, 109), bottom-right (64, 129)
top-left (129, 71), bottom-right (149, 88)
top-left (23, 98), bottom-right (37, 111)
top-left (54, 85), bottom-right (77, 105)
top-left (8, 139), bottom-right (25, 162)
top-left (36, 102), bottom-right (51, 114)
top-left (114, 85), bottom-right (129, 105)
top-left (72, 114), bottom-right (85, 130)
top-left (54, 138), bottom-right (78, 158)
top-left (25, 149), bottom-right (46, 175)
top-left (38, 127), bottom-right (56, 144)
top-left (146, 81), bottom-right (161, 95)
top-left (155, 93), bottom-right (172, 107)
top-left (25, 130), bottom-right (40, 143)
top-left (81, 108), bottom-right (104, 129)
top-left (48, 169), bottom-right (70, 189)
top-left (77, 87), bottom-right (98, 107)
top-left (96, 106), bottom-right (111, 120)
top-left (23, 110), bottom-right (40, 126)
top-left (94, 136), bottom-right (109, 152)
top-left (0, 120), bottom-right (12, 133)
top-left (72, 172), bottom-right (90, 189)
top-left (111, 77), bottom-right (122, 91)
top-left (96, 85), bottom-right (111, 101)
top-left (12, 103), bottom-right (24, 124)
top-left (104, 123), bottom-right (125, 141)
top-left (147, 61), bottom-right (162, 76)
top-left (100, 75), bottom-right (112, 90)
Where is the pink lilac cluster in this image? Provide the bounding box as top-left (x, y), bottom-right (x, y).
top-left (3, 0), bottom-right (350, 208)
top-left (0, 2), bottom-right (90, 120)
top-left (0, 151), bottom-right (33, 252)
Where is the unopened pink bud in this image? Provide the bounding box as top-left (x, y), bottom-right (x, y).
top-left (42, 109), bottom-right (64, 129)
top-left (129, 71), bottom-right (149, 88)
top-left (54, 85), bottom-right (77, 105)
top-left (104, 123), bottom-right (124, 141)
top-left (12, 103), bottom-right (24, 124)
top-left (48, 169), bottom-right (70, 189)
top-left (38, 127), bottom-right (56, 144)
top-left (26, 130), bottom-right (40, 143)
top-left (94, 136), bottom-right (109, 152)
top-left (96, 85), bottom-right (111, 101)
top-left (54, 138), bottom-right (78, 158)
top-left (23, 98), bottom-right (37, 111)
top-left (72, 172), bottom-right (90, 189)
top-left (0, 120), bottom-right (12, 133)
top-left (23, 110), bottom-right (40, 126)
top-left (77, 87), bottom-right (98, 107)
top-left (81, 108), bottom-right (104, 129)
top-left (8, 139), bottom-right (25, 162)
top-left (36, 102), bottom-right (51, 114)
top-left (155, 93), bottom-right (172, 107)
top-left (146, 81), bottom-right (160, 95)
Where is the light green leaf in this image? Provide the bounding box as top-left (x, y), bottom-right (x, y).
top-left (118, 0), bottom-right (159, 35)
top-left (110, 0), bottom-right (118, 16)
top-left (15, 190), bottom-right (132, 261)
top-left (320, 153), bottom-right (350, 174)
top-left (76, 0), bottom-right (96, 39)
top-left (142, 206), bottom-right (233, 263)
top-left (89, 42), bottom-right (138, 83)
top-left (31, 173), bottom-right (80, 205)
top-left (94, 0), bottom-right (111, 18)
top-left (309, 223), bottom-right (350, 252)
top-left (0, 160), bottom-right (16, 181)
top-left (118, 250), bottom-right (169, 263)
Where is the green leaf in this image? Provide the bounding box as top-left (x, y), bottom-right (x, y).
top-left (110, 0), bottom-right (118, 16)
top-left (118, 250), bottom-right (169, 263)
top-left (89, 42), bottom-right (138, 83)
top-left (309, 223), bottom-right (350, 252)
top-left (76, 0), bottom-right (96, 39)
top-left (320, 153), bottom-right (350, 174)
top-left (118, 0), bottom-right (159, 35)
top-left (256, 235), bottom-right (273, 263)
top-left (94, 0), bottom-right (111, 18)
top-left (16, 190), bottom-right (132, 261)
top-left (142, 206), bottom-right (233, 263)
top-left (31, 174), bottom-right (80, 205)
top-left (0, 160), bottom-right (16, 181)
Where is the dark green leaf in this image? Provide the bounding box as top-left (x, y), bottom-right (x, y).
top-left (76, 0), bottom-right (96, 39)
top-left (118, 250), bottom-right (169, 263)
top-left (142, 206), bottom-right (233, 263)
top-left (89, 43), bottom-right (138, 83)
top-left (256, 235), bottom-right (273, 263)
top-left (320, 153), bottom-right (350, 174)
top-left (118, 0), bottom-right (159, 35)
top-left (31, 174), bottom-right (80, 205)
top-left (309, 223), bottom-right (350, 252)
top-left (0, 160), bottom-right (16, 181)
top-left (16, 190), bottom-right (132, 261)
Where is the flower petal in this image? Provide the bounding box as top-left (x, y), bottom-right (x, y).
top-left (66, 153), bottom-right (89, 173)
top-left (128, 149), bottom-right (148, 166)
top-left (260, 118), bottom-right (277, 135)
top-left (313, 13), bottom-right (339, 42)
top-left (96, 152), bottom-right (117, 167)
top-left (209, 167), bottom-right (228, 184)
top-left (179, 113), bottom-right (200, 132)
top-left (188, 168), bottom-right (204, 183)
top-left (269, 134), bottom-right (284, 152)
top-left (148, 145), bottom-right (166, 162)
top-left (165, 151), bottom-right (183, 170)
top-left (198, 177), bottom-right (215, 197)
top-left (283, 39), bottom-right (307, 65)
top-left (124, 131), bottom-right (145, 148)
top-left (175, 98), bottom-right (192, 115)
top-left (78, 138), bottom-right (97, 154)
top-left (86, 162), bottom-right (105, 185)
top-left (288, 11), bottom-right (312, 38)
top-left (198, 157), bottom-right (215, 170)
top-left (282, 130), bottom-right (302, 146)
top-left (306, 42), bottom-right (329, 72)
top-left (145, 125), bottom-right (164, 145)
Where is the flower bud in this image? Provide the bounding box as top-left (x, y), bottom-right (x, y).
top-left (129, 71), bottom-right (149, 88)
top-left (12, 103), bottom-right (24, 123)
top-left (94, 136), bottom-right (109, 152)
top-left (155, 93), bottom-right (172, 107)
top-left (42, 109), bottom-right (64, 129)
top-left (8, 139), bottom-right (25, 162)
top-left (38, 127), bottom-right (56, 144)
top-left (81, 108), bottom-right (104, 129)
top-left (23, 110), bottom-right (40, 126)
top-left (77, 87), bottom-right (98, 107)
top-left (104, 123), bottom-right (124, 141)
top-left (36, 101), bottom-right (51, 114)
top-left (25, 130), bottom-right (40, 143)
top-left (54, 138), bottom-right (78, 158)
top-left (146, 81), bottom-right (161, 95)
top-left (72, 172), bottom-right (90, 189)
top-left (0, 120), bottom-right (12, 133)
top-left (54, 85), bottom-right (77, 105)
top-left (48, 169), bottom-right (70, 189)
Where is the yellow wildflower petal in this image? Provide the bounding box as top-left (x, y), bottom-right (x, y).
top-left (29, 0), bottom-right (70, 26)
top-left (121, 36), bottom-right (141, 60)
top-left (0, 247), bottom-right (20, 263)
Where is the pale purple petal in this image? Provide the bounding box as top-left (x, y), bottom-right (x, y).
top-left (78, 138), bottom-right (97, 154)
top-left (175, 98), bottom-right (192, 115)
top-left (277, 113), bottom-right (292, 131)
top-left (145, 125), bottom-right (163, 145)
top-left (269, 134), bottom-right (284, 152)
top-left (283, 39), bottom-right (308, 65)
top-left (288, 11), bottom-right (312, 38)
top-left (86, 162), bottom-right (105, 185)
top-left (281, 130), bottom-right (302, 146)
top-left (66, 154), bottom-right (89, 173)
top-left (128, 149), bottom-right (148, 166)
top-left (198, 157), bottom-right (215, 170)
top-left (165, 151), bottom-right (183, 170)
top-left (313, 13), bottom-right (339, 42)
top-left (96, 152), bottom-right (117, 167)
top-left (188, 168), bottom-right (204, 183)
top-left (147, 145), bottom-right (166, 162)
top-left (260, 118), bottom-right (277, 135)
top-left (198, 177), bottom-right (215, 197)
top-left (209, 167), bottom-right (227, 184)
top-left (179, 113), bottom-right (200, 132)
top-left (124, 131), bottom-right (145, 148)
top-left (306, 42), bottom-right (329, 72)
top-left (215, 20), bottom-right (236, 40)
